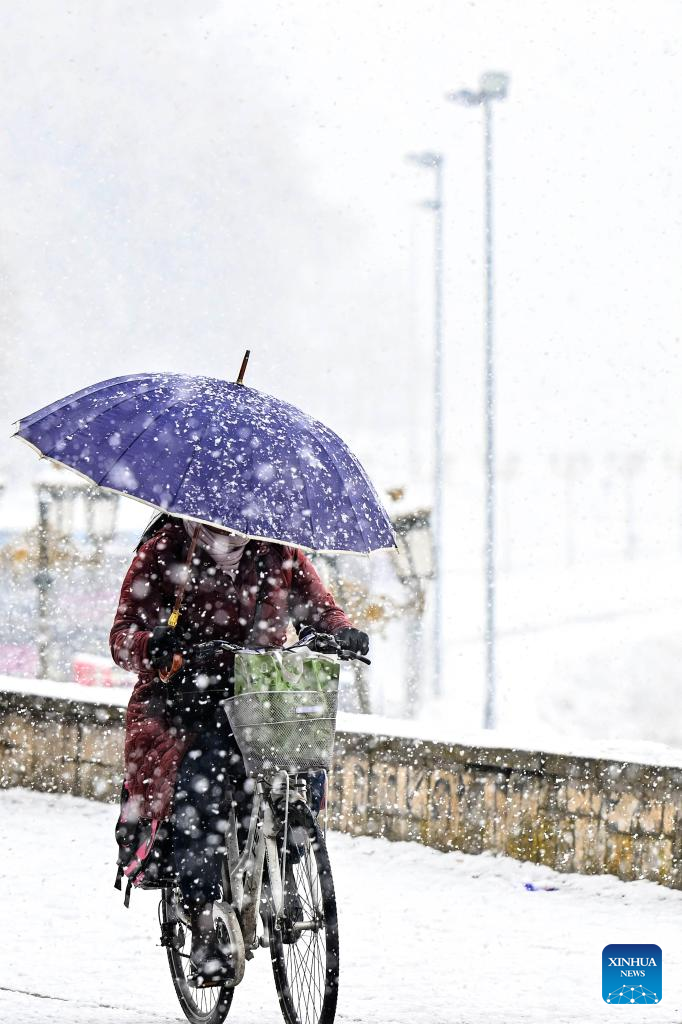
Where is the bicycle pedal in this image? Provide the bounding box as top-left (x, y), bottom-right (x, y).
top-left (159, 921), bottom-right (184, 949)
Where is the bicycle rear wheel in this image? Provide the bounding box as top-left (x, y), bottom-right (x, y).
top-left (266, 815), bottom-right (339, 1024)
top-left (161, 886), bottom-right (234, 1024)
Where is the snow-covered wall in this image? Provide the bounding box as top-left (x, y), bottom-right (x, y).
top-left (330, 730), bottom-right (682, 890)
top-left (1, 680), bottom-right (680, 889)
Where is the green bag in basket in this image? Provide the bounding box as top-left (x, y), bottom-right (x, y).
top-left (233, 650), bottom-right (339, 696)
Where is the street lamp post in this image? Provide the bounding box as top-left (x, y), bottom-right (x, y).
top-left (446, 71), bottom-right (509, 729)
top-left (34, 477), bottom-right (77, 679)
top-left (84, 488), bottom-right (119, 563)
top-left (32, 473), bottom-right (119, 679)
top-left (392, 508), bottom-right (433, 715)
top-left (34, 489), bottom-right (53, 680)
top-left (406, 151), bottom-right (444, 700)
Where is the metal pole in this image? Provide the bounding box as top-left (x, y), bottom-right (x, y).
top-left (433, 160), bottom-right (444, 699)
top-left (406, 578), bottom-right (423, 714)
top-left (35, 498), bottom-right (52, 679)
top-left (482, 96), bottom-right (497, 729)
top-left (446, 72), bottom-right (508, 729)
top-left (406, 150), bottom-right (446, 705)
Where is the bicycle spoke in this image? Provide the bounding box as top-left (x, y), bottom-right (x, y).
top-left (298, 934), bottom-right (323, 1022)
top-left (271, 819), bottom-right (334, 1024)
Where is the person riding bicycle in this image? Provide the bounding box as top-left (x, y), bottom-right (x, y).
top-left (110, 514), bottom-right (368, 984)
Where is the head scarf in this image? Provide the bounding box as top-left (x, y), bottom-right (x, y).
top-left (184, 520), bottom-right (248, 577)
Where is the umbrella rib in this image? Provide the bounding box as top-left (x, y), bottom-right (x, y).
top-left (93, 403), bottom-right (182, 488)
top-left (16, 374), bottom-right (158, 431)
top-left (291, 431), bottom-right (321, 552)
top-left (328, 442), bottom-right (389, 552)
top-left (18, 379), bottom-right (164, 458)
top-left (171, 411), bottom-right (217, 515)
top-left (298, 424), bottom-right (372, 554)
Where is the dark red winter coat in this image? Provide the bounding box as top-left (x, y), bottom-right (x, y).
top-left (110, 522), bottom-right (351, 820)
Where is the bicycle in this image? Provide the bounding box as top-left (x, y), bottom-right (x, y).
top-left (158, 631), bottom-right (369, 1024)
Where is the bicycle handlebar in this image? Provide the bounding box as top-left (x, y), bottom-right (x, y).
top-left (191, 631), bottom-right (371, 667)
top-left (287, 631), bottom-right (371, 666)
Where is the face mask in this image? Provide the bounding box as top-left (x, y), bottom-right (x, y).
top-left (184, 520), bottom-right (248, 574)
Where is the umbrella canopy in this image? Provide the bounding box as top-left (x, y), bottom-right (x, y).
top-left (14, 373), bottom-right (396, 554)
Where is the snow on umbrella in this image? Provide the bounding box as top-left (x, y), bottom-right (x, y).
top-left (13, 370), bottom-right (396, 555)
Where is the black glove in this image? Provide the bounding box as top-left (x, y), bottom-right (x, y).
top-left (298, 625), bottom-right (336, 653)
top-left (334, 627), bottom-right (370, 656)
top-left (146, 625), bottom-right (185, 671)
top-left (298, 625), bottom-right (316, 645)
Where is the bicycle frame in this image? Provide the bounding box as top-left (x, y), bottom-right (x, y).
top-left (221, 773), bottom-right (288, 952)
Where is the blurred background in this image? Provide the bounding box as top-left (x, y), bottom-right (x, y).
top-left (1, 0), bottom-right (681, 748)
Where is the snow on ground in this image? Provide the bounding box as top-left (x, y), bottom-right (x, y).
top-left (1, 789), bottom-right (681, 1024)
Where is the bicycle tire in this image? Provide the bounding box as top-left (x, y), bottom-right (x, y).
top-left (266, 815), bottom-right (339, 1024)
top-left (161, 886), bottom-right (234, 1024)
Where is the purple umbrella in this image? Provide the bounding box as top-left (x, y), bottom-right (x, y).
top-left (13, 370), bottom-right (396, 555)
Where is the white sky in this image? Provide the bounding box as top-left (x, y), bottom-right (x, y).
top-left (0, 0), bottom-right (680, 528)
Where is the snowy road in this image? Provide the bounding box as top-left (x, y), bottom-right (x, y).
top-left (1, 789), bottom-right (681, 1024)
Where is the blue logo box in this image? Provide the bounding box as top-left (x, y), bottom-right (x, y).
top-left (602, 944), bottom-right (662, 1004)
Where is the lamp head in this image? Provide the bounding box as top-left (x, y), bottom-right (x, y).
top-left (480, 71), bottom-right (510, 99)
top-left (445, 88), bottom-right (482, 107)
top-left (391, 508), bottom-right (433, 582)
top-left (447, 73), bottom-right (510, 105)
top-left (406, 151), bottom-right (443, 168)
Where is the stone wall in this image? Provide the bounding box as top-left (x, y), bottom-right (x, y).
top-left (327, 730), bottom-right (682, 888)
top-left (1, 683), bottom-right (681, 888)
top-left (0, 687), bottom-right (125, 802)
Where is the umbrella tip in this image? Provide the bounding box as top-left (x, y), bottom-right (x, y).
top-left (236, 350), bottom-right (250, 385)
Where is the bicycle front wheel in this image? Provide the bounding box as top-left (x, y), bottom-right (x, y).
top-left (266, 816), bottom-right (339, 1024)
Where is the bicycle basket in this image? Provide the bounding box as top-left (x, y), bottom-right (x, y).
top-left (221, 688), bottom-right (339, 776)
